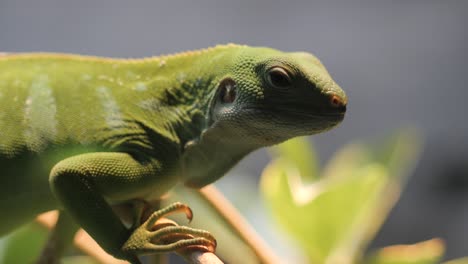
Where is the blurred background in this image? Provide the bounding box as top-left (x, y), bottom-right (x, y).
top-left (1, 0), bottom-right (467, 262)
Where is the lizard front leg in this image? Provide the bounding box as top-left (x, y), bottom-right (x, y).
top-left (49, 152), bottom-right (215, 263)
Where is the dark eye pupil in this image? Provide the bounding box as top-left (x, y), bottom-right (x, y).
top-left (268, 68), bottom-right (291, 88)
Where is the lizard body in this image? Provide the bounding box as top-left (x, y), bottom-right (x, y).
top-left (0, 44), bottom-right (346, 262)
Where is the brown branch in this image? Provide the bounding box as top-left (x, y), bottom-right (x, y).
top-left (182, 251), bottom-right (224, 264)
top-left (36, 211), bottom-right (128, 264)
top-left (197, 185), bottom-right (282, 264)
top-left (36, 211), bottom-right (224, 264)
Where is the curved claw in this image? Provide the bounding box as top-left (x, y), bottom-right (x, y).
top-left (152, 218), bottom-right (179, 230)
top-left (145, 237), bottom-right (215, 254)
top-left (122, 202), bottom-right (216, 258)
top-left (177, 239), bottom-right (217, 254)
top-left (146, 202), bottom-right (193, 228)
top-left (150, 226), bottom-right (217, 247)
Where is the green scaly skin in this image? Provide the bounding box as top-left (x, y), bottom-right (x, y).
top-left (0, 44), bottom-right (347, 263)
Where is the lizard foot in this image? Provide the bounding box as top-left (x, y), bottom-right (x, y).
top-left (122, 202), bottom-right (217, 256)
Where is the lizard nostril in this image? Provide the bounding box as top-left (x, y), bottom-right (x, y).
top-left (329, 94), bottom-right (347, 112)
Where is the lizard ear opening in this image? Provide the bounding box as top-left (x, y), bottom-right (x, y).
top-left (208, 77), bottom-right (237, 126)
top-left (218, 78), bottom-right (237, 104)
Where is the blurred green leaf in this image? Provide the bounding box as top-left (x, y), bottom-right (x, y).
top-left (270, 136), bottom-right (319, 182)
top-left (372, 127), bottom-right (422, 183)
top-left (365, 239), bottom-right (445, 264)
top-left (0, 222), bottom-right (48, 263)
top-left (62, 255), bottom-right (100, 264)
top-left (261, 159), bottom-right (388, 263)
top-left (261, 129), bottom-right (423, 264)
top-left (320, 143), bottom-right (371, 180)
top-left (443, 257), bottom-right (468, 264)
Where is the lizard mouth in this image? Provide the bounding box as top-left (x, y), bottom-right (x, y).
top-left (238, 107), bottom-right (345, 135)
top-left (244, 105), bottom-right (346, 119)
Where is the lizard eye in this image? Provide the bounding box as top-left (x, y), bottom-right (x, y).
top-left (219, 78), bottom-right (237, 104)
top-left (267, 67), bottom-right (292, 88)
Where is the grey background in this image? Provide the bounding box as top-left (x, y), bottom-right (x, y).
top-left (1, 0), bottom-right (467, 261)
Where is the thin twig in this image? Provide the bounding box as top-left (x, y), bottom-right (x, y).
top-left (37, 211), bottom-right (223, 264)
top-left (36, 211), bottom-right (127, 264)
top-left (183, 251), bottom-right (224, 264)
top-left (197, 185), bottom-right (281, 264)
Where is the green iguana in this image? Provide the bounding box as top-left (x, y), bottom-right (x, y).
top-left (0, 44), bottom-right (347, 263)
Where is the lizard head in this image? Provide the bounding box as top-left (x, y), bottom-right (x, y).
top-left (208, 46), bottom-right (347, 146)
